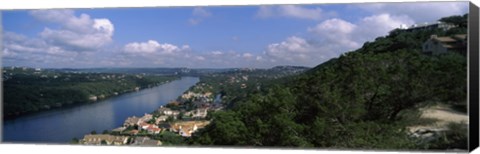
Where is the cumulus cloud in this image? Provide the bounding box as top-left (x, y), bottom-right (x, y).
top-left (262, 13), bottom-right (415, 67)
top-left (356, 2), bottom-right (468, 23)
top-left (121, 40), bottom-right (205, 67)
top-left (263, 36), bottom-right (318, 66)
top-left (2, 31), bottom-right (85, 67)
top-left (192, 7), bottom-right (212, 17)
top-left (3, 32), bottom-right (76, 57)
top-left (256, 5), bottom-right (335, 20)
top-left (355, 14), bottom-right (414, 40)
top-left (30, 9), bottom-right (114, 51)
top-left (119, 38), bottom-right (270, 68)
top-left (2, 10), bottom-right (115, 68)
top-left (189, 7), bottom-right (212, 25)
top-left (123, 40), bottom-right (190, 55)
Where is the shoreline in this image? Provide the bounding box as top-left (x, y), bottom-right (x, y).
top-left (3, 78), bottom-right (179, 121)
top-left (75, 80), bottom-right (221, 145)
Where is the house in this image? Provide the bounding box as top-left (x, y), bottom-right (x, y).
top-left (195, 108), bottom-right (208, 118)
top-left (89, 95), bottom-right (98, 101)
top-left (157, 107), bottom-right (180, 116)
top-left (81, 134), bottom-right (129, 145)
top-left (139, 113), bottom-right (153, 123)
top-left (126, 130), bottom-right (139, 135)
top-left (138, 122), bottom-right (161, 134)
top-left (138, 122), bottom-right (151, 130)
top-left (186, 108), bottom-right (208, 119)
top-left (141, 139), bottom-right (162, 146)
top-left (155, 115), bottom-right (169, 124)
top-left (146, 126), bottom-right (161, 134)
top-left (422, 34), bottom-right (467, 55)
top-left (170, 121), bottom-right (210, 137)
top-left (132, 137), bottom-right (162, 146)
top-left (132, 136), bottom-right (162, 146)
top-left (133, 136), bottom-right (151, 145)
top-left (124, 116), bottom-right (140, 127)
top-left (112, 127), bottom-right (126, 132)
top-left (401, 21), bottom-right (456, 32)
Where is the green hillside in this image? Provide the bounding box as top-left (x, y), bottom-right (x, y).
top-left (188, 14), bottom-right (468, 150)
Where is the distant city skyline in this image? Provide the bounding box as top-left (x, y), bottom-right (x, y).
top-left (2, 2), bottom-right (468, 68)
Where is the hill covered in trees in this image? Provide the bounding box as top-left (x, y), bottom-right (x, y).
top-left (188, 14), bottom-right (468, 150)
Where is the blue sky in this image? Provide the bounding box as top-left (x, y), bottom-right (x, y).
top-left (2, 2), bottom-right (468, 68)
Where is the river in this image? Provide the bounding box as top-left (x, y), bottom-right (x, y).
top-left (2, 77), bottom-right (199, 144)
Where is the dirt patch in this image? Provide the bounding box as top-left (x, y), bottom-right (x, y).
top-left (407, 105), bottom-right (468, 132)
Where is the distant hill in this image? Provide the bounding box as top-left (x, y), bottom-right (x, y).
top-left (44, 66), bottom-right (310, 76)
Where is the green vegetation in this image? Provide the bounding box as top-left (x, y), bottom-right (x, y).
top-left (195, 66), bottom-right (308, 108)
top-left (3, 68), bottom-right (179, 119)
top-left (189, 14), bottom-right (467, 150)
top-left (151, 131), bottom-right (186, 145)
top-left (424, 122), bottom-right (468, 150)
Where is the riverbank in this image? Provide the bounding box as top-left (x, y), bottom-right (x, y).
top-left (3, 68), bottom-right (181, 119)
top-left (76, 79), bottom-right (224, 146)
top-left (3, 77), bottom-right (200, 143)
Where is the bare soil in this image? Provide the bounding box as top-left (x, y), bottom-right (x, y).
top-left (407, 104), bottom-right (468, 132)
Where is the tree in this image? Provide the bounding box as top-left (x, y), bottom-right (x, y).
top-left (430, 53), bottom-right (467, 110)
top-left (100, 140), bottom-right (108, 145)
top-left (166, 116), bottom-right (175, 122)
top-left (70, 137), bottom-right (79, 144)
top-left (90, 130), bottom-right (97, 134)
top-left (439, 14), bottom-right (468, 28)
top-left (177, 112), bottom-right (184, 120)
top-left (102, 130), bottom-right (110, 134)
top-left (191, 111), bottom-right (248, 145)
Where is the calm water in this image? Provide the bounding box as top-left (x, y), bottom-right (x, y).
top-left (2, 77), bottom-right (199, 144)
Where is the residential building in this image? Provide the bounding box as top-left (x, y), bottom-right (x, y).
top-left (81, 134), bottom-right (129, 145)
top-left (139, 113), bottom-right (153, 123)
top-left (126, 130), bottom-right (139, 135)
top-left (132, 136), bottom-right (162, 146)
top-left (124, 116), bottom-right (140, 127)
top-left (112, 127), bottom-right (126, 132)
top-left (401, 21), bottom-right (456, 32)
top-left (157, 107), bottom-right (180, 116)
top-left (138, 122), bottom-right (161, 134)
top-left (155, 115), bottom-right (169, 124)
top-left (170, 121), bottom-right (210, 137)
top-left (422, 34), bottom-right (467, 55)
top-left (146, 126), bottom-right (161, 134)
top-left (186, 108), bottom-right (209, 119)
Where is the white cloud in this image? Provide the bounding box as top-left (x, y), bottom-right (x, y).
top-left (3, 10), bottom-right (115, 68)
top-left (308, 18), bottom-right (359, 50)
top-left (355, 13), bottom-right (414, 40)
top-left (242, 53), bottom-right (254, 58)
top-left (356, 2), bottom-right (468, 23)
top-left (2, 31), bottom-right (84, 67)
top-left (264, 36), bottom-right (316, 64)
top-left (29, 9), bottom-right (114, 52)
top-left (256, 5), bottom-right (335, 20)
top-left (189, 7), bottom-right (212, 25)
top-left (195, 56), bottom-right (206, 61)
top-left (261, 12), bottom-right (415, 67)
top-left (123, 40), bottom-right (189, 55)
top-left (3, 31), bottom-right (74, 56)
top-left (192, 7), bottom-right (212, 17)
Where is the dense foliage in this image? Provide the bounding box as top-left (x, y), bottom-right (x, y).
top-left (189, 14), bottom-right (467, 150)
